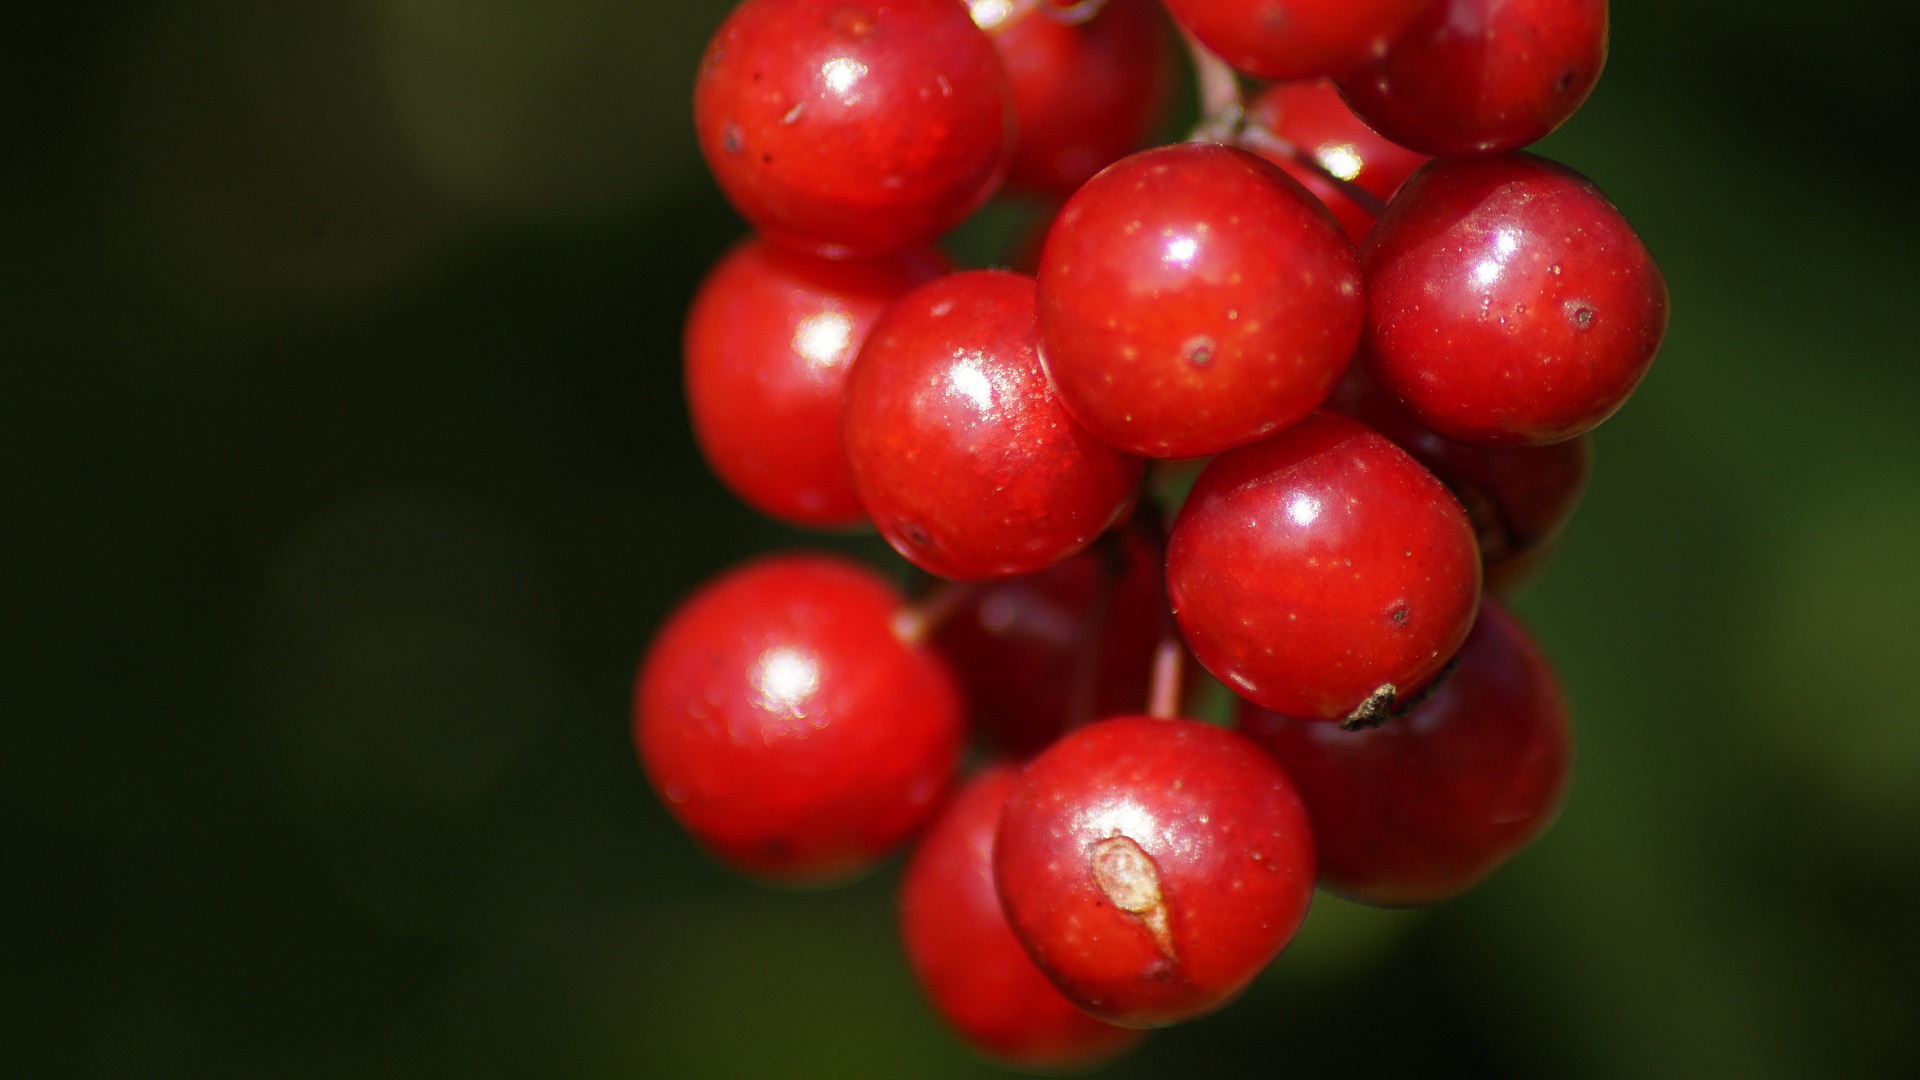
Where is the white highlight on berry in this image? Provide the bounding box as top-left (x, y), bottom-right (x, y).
top-left (749, 646), bottom-right (822, 719)
top-left (821, 57), bottom-right (867, 97)
top-left (793, 312), bottom-right (853, 370)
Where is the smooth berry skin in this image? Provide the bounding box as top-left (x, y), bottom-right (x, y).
top-left (1337, 0), bottom-right (1608, 157)
top-left (994, 716), bottom-right (1316, 1028)
top-left (970, 0), bottom-right (1172, 196)
top-left (1360, 153), bottom-right (1669, 447)
top-left (683, 238), bottom-right (946, 529)
top-left (900, 765), bottom-right (1144, 1070)
top-left (1164, 0), bottom-right (1436, 81)
top-left (1327, 364), bottom-right (1589, 597)
top-left (693, 0), bottom-right (1014, 257)
top-left (930, 514), bottom-right (1171, 757)
top-left (1246, 79), bottom-right (1431, 245)
top-left (1168, 411), bottom-right (1481, 721)
top-left (634, 554), bottom-right (963, 885)
top-left (1237, 601), bottom-right (1572, 906)
top-left (1036, 142), bottom-right (1364, 460)
top-left (842, 270), bottom-right (1144, 582)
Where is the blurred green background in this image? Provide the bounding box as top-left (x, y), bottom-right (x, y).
top-left (7, 1), bottom-right (1919, 1076)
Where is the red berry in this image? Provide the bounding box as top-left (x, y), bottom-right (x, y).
top-left (994, 716), bottom-right (1316, 1028)
top-left (1238, 601), bottom-right (1572, 906)
top-left (1036, 141), bottom-right (1363, 459)
top-left (693, 0), bottom-right (1014, 256)
top-left (634, 553), bottom-right (963, 884)
top-left (929, 513), bottom-right (1172, 757)
top-left (1164, 0), bottom-right (1437, 81)
top-left (1360, 153), bottom-right (1669, 447)
top-left (1326, 363), bottom-right (1590, 596)
top-left (1245, 78), bottom-right (1431, 244)
top-left (1337, 0), bottom-right (1608, 157)
top-left (841, 269), bottom-right (1144, 582)
top-left (970, 0), bottom-right (1173, 195)
top-left (1168, 411), bottom-right (1482, 722)
top-left (900, 765), bottom-right (1144, 1070)
top-left (683, 238), bottom-right (946, 529)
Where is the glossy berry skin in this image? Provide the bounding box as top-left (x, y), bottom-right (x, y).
top-left (930, 513), bottom-right (1171, 757)
top-left (683, 238), bottom-right (946, 529)
top-left (842, 270), bottom-right (1144, 582)
top-left (1246, 79), bottom-right (1430, 245)
top-left (1036, 142), bottom-right (1364, 459)
top-left (634, 553), bottom-right (963, 884)
top-left (970, 0), bottom-right (1171, 195)
top-left (693, 0), bottom-right (1014, 256)
top-left (1237, 601), bottom-right (1572, 906)
top-left (1164, 0), bottom-right (1436, 81)
top-left (1337, 0), bottom-right (1608, 157)
top-left (1326, 364), bottom-right (1589, 596)
top-left (1360, 153), bottom-right (1669, 447)
top-left (900, 765), bottom-right (1144, 1070)
top-left (995, 716), bottom-right (1316, 1028)
top-left (1168, 411), bottom-right (1481, 722)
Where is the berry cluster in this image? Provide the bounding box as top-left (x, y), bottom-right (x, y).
top-left (641, 0), bottom-right (1665, 1070)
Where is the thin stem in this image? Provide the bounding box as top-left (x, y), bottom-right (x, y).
top-left (1146, 637), bottom-right (1185, 720)
top-left (1236, 124), bottom-right (1389, 220)
top-left (892, 579), bottom-right (979, 645)
top-left (1181, 26), bottom-right (1245, 143)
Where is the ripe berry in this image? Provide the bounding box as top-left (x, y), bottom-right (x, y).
top-left (1337, 0), bottom-right (1609, 157)
top-left (1036, 141), bottom-right (1363, 459)
top-left (1164, 0), bottom-right (1437, 81)
top-left (693, 0), bottom-right (1014, 256)
top-left (1360, 153), bottom-right (1669, 447)
top-left (1238, 601), bottom-right (1573, 906)
top-left (1167, 411), bottom-right (1481, 723)
top-left (900, 764), bottom-right (1144, 1070)
top-left (1244, 78), bottom-right (1430, 244)
top-left (970, 0), bottom-right (1172, 195)
top-left (634, 554), bottom-right (963, 884)
top-left (995, 716), bottom-right (1315, 1028)
top-left (841, 269), bottom-right (1144, 582)
top-left (683, 238), bottom-right (946, 529)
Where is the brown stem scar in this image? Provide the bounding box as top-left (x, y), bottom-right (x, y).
top-left (1091, 835), bottom-right (1175, 959)
top-left (1342, 683), bottom-right (1399, 731)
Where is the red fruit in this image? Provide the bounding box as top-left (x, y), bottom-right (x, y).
top-left (683, 238), bottom-right (946, 529)
top-left (841, 269), bottom-right (1144, 582)
top-left (1337, 0), bottom-right (1608, 157)
top-left (1164, 0), bottom-right (1436, 81)
top-left (1238, 601), bottom-right (1573, 906)
top-left (1167, 411), bottom-right (1481, 723)
top-left (693, 0), bottom-right (1014, 256)
top-left (900, 765), bottom-right (1144, 1070)
top-left (1360, 153), bottom-right (1669, 447)
top-left (1036, 141), bottom-right (1363, 459)
top-left (970, 0), bottom-right (1172, 195)
top-left (1245, 78), bottom-right (1431, 244)
top-left (634, 553), bottom-right (963, 884)
top-left (1326, 363), bottom-right (1590, 596)
top-left (994, 716), bottom-right (1316, 1028)
top-left (929, 513), bottom-right (1171, 757)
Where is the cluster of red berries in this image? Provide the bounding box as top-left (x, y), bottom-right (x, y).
top-left (639, 0), bottom-right (1666, 1070)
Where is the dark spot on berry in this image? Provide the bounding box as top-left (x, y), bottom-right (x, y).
top-left (1183, 337), bottom-right (1216, 369)
top-left (761, 152), bottom-right (773, 165)
top-left (1566, 301), bottom-right (1595, 330)
top-left (902, 523), bottom-right (931, 548)
top-left (1390, 604), bottom-right (1409, 626)
top-left (722, 125), bottom-right (743, 155)
top-left (1555, 69), bottom-right (1576, 95)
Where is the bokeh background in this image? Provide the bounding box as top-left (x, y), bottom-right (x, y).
top-left (9, 1), bottom-right (1920, 1076)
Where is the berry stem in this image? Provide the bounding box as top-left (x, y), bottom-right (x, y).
top-left (1146, 636), bottom-right (1185, 720)
top-left (893, 579), bottom-right (981, 645)
top-left (1235, 124), bottom-right (1389, 220)
top-left (973, 0), bottom-right (1109, 33)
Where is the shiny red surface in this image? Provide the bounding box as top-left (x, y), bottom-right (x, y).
top-left (994, 717), bottom-right (1315, 1028)
top-left (1164, 0), bottom-right (1435, 81)
top-left (1238, 601), bottom-right (1572, 906)
top-left (683, 238), bottom-right (946, 529)
top-left (1036, 142), bottom-right (1363, 459)
top-left (634, 554), bottom-right (963, 884)
top-left (972, 0), bottom-right (1171, 195)
top-left (930, 514), bottom-right (1171, 756)
top-left (1359, 153), bottom-right (1669, 446)
top-left (1245, 78), bottom-right (1430, 244)
top-left (899, 765), bottom-right (1144, 1069)
top-left (1337, 0), bottom-right (1608, 157)
top-left (842, 270), bottom-right (1144, 581)
top-left (1326, 363), bottom-right (1590, 596)
top-left (1168, 411), bottom-right (1481, 721)
top-left (693, 0), bottom-right (1013, 256)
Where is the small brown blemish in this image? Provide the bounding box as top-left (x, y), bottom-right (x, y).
top-left (721, 125), bottom-right (743, 155)
top-left (1091, 835), bottom-right (1175, 959)
top-left (1566, 301), bottom-right (1596, 330)
top-left (1342, 683), bottom-right (1399, 731)
top-left (1389, 604), bottom-right (1410, 626)
top-left (1183, 336), bottom-right (1216, 369)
